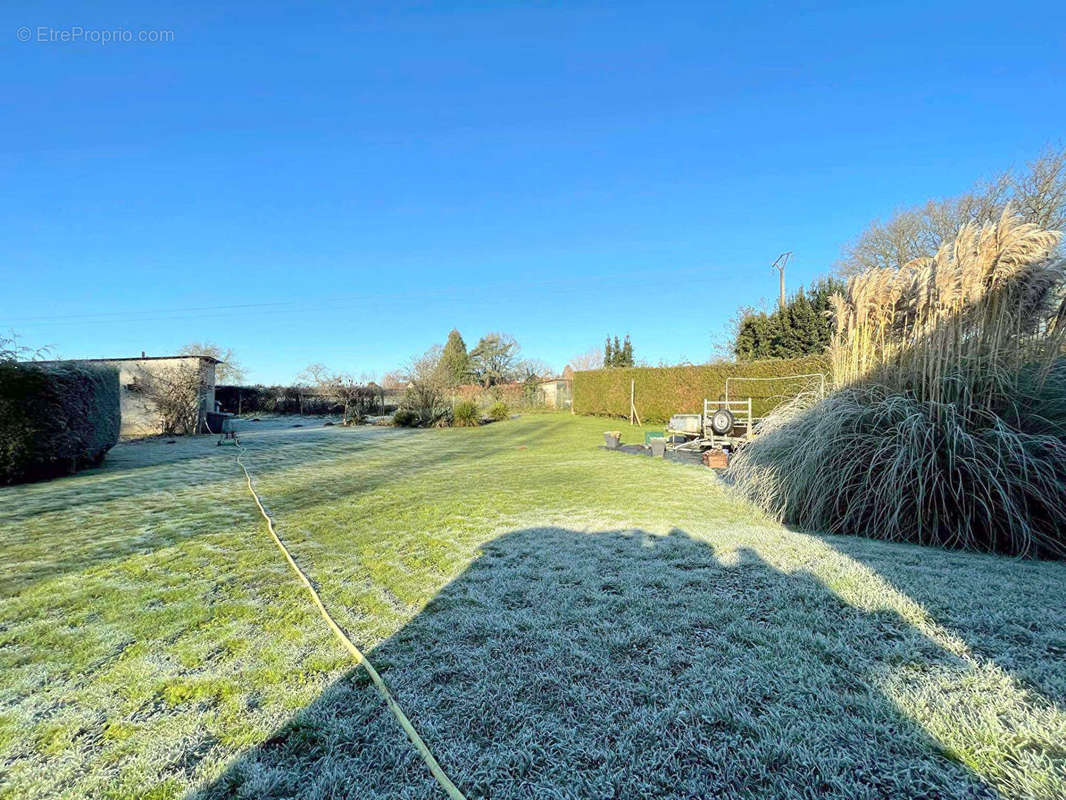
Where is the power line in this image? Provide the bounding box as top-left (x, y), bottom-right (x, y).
top-left (3, 265), bottom-right (717, 327)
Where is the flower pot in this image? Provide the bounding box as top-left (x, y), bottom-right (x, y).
top-left (702, 448), bottom-right (729, 468)
top-left (604, 433), bottom-right (621, 449)
top-left (649, 437), bottom-right (666, 457)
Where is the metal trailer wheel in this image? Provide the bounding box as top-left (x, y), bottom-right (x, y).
top-left (710, 408), bottom-right (735, 435)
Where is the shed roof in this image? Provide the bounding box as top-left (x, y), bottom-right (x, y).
top-left (37, 355), bottom-right (222, 365)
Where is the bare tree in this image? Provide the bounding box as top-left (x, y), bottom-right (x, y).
top-left (401, 345), bottom-right (448, 426)
top-left (838, 145), bottom-right (1066, 276)
top-left (566, 348), bottom-right (603, 372)
top-left (138, 362), bottom-right (205, 434)
top-left (178, 341), bottom-right (247, 384)
top-left (1014, 146), bottom-right (1066, 230)
top-left (296, 362), bottom-right (331, 388)
top-left (381, 370), bottom-right (407, 390)
top-left (1, 332), bottom-right (52, 362)
top-left (327, 374), bottom-right (379, 424)
top-left (516, 358), bottom-right (555, 379)
top-left (297, 363), bottom-right (378, 423)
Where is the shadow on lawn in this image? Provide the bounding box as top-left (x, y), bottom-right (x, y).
top-left (192, 527), bottom-right (998, 800)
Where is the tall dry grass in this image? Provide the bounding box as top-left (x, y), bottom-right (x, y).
top-left (727, 209), bottom-right (1066, 557)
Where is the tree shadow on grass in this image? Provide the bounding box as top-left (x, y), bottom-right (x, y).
top-left (192, 527), bottom-right (999, 800)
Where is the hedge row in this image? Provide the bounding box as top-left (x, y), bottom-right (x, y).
top-left (0, 362), bottom-right (120, 484)
top-left (572, 355), bottom-right (830, 422)
top-left (216, 385), bottom-right (335, 415)
top-left (215, 385), bottom-right (401, 416)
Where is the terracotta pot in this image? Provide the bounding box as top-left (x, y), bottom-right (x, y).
top-left (702, 448), bottom-right (729, 468)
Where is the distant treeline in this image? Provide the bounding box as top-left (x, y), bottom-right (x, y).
top-left (215, 385), bottom-right (401, 416)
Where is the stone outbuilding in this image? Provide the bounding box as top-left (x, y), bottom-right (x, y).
top-left (43, 354), bottom-right (219, 437)
top-left (536, 376), bottom-right (572, 410)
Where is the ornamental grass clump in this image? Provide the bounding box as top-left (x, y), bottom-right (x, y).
top-left (452, 400), bottom-right (480, 427)
top-left (727, 209), bottom-right (1066, 557)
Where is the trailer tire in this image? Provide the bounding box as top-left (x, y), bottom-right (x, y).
top-left (710, 408), bottom-right (735, 435)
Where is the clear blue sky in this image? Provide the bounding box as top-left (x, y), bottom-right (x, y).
top-left (3, 1), bottom-right (1064, 383)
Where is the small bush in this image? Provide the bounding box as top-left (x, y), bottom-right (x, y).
top-left (0, 362), bottom-right (120, 484)
top-left (342, 409), bottom-right (365, 426)
top-left (489, 401), bottom-right (509, 421)
top-left (452, 400), bottom-right (480, 427)
top-left (392, 409), bottom-right (419, 427)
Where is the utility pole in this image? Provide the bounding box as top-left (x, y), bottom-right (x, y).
top-left (771, 251), bottom-right (792, 310)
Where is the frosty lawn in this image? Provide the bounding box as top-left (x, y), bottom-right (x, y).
top-left (1, 415), bottom-right (1063, 799)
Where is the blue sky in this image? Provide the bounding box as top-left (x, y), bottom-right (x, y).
top-left (2, 1), bottom-right (1064, 383)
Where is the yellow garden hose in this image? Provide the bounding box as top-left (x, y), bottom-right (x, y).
top-left (234, 440), bottom-right (467, 800)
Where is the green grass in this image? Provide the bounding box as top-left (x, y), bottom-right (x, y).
top-left (1, 414), bottom-right (1064, 799)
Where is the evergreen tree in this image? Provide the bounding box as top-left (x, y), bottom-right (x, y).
top-left (730, 277), bottom-right (846, 360)
top-left (439, 329), bottom-right (471, 387)
top-left (603, 335), bottom-right (634, 367)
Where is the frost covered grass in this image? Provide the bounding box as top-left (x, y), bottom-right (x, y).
top-left (1, 415), bottom-right (1064, 798)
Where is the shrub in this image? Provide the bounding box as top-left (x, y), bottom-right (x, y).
top-left (402, 346), bottom-right (450, 426)
top-left (452, 400), bottom-right (480, 427)
top-left (453, 382), bottom-right (532, 409)
top-left (342, 408), bottom-right (365, 426)
top-left (727, 210), bottom-right (1066, 558)
top-left (137, 362), bottom-right (204, 435)
top-left (572, 355), bottom-right (829, 422)
top-left (392, 409), bottom-right (419, 427)
top-left (489, 401), bottom-right (509, 421)
top-left (0, 362), bottom-right (120, 484)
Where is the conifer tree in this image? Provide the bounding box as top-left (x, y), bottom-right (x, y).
top-left (439, 329), bottom-right (471, 387)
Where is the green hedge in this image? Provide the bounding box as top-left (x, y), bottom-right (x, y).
top-left (0, 362), bottom-right (120, 484)
top-left (572, 355), bottom-right (829, 422)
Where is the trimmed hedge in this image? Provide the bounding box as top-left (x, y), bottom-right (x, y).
top-left (572, 355), bottom-right (829, 422)
top-left (0, 362), bottom-right (120, 484)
